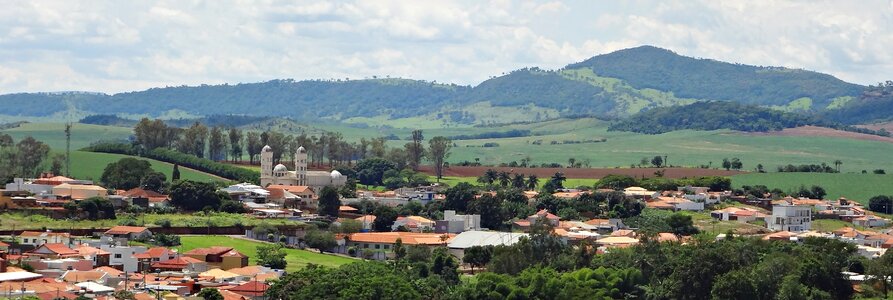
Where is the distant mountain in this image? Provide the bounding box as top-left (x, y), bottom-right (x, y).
top-left (609, 101), bottom-right (817, 134)
top-left (0, 46), bottom-right (873, 124)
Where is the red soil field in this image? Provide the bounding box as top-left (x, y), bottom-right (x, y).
top-left (744, 125), bottom-right (893, 144)
top-left (417, 165), bottom-right (744, 179)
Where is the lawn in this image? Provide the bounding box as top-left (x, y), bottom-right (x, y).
top-left (732, 173), bottom-right (893, 204)
top-left (811, 219), bottom-right (865, 232)
top-left (68, 151), bottom-right (223, 183)
top-left (175, 235), bottom-right (356, 271)
top-left (0, 212), bottom-right (300, 231)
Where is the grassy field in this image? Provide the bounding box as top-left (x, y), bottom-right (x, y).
top-left (68, 151), bottom-right (223, 182)
top-left (731, 173), bottom-right (893, 204)
top-left (175, 235), bottom-right (356, 271)
top-left (1, 122), bottom-right (132, 150)
top-left (0, 212), bottom-right (300, 230)
top-left (433, 176), bottom-right (595, 189)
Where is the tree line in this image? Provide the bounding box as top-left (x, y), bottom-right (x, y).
top-left (0, 133), bottom-right (58, 183)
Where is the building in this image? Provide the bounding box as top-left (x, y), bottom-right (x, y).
top-left (26, 243), bottom-right (79, 259)
top-left (99, 245), bottom-right (147, 273)
top-left (18, 231), bottom-right (71, 247)
top-left (220, 183), bottom-right (270, 202)
top-left (259, 145), bottom-right (347, 190)
top-left (769, 200), bottom-right (812, 232)
top-left (266, 185), bottom-right (317, 209)
top-left (184, 247), bottom-right (248, 270)
top-left (52, 183), bottom-right (108, 200)
top-left (103, 226), bottom-right (152, 245)
top-left (435, 210), bottom-right (482, 233)
top-left (118, 188), bottom-right (170, 208)
top-left (392, 216), bottom-right (436, 232)
top-left (151, 256), bottom-right (207, 272)
top-left (342, 232), bottom-right (454, 260)
top-left (446, 231), bottom-right (528, 260)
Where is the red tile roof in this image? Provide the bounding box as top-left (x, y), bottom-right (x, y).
top-left (221, 250), bottom-right (247, 258)
top-left (348, 232), bottom-right (453, 245)
top-left (104, 226), bottom-right (149, 235)
top-left (151, 256), bottom-right (203, 269)
top-left (339, 205), bottom-right (358, 212)
top-left (266, 185), bottom-right (313, 194)
top-left (184, 246), bottom-right (233, 256)
top-left (34, 243), bottom-right (79, 256)
top-left (229, 281), bottom-right (270, 297)
top-left (20, 231), bottom-right (70, 238)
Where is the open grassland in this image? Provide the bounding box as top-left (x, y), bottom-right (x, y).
top-left (0, 212), bottom-right (298, 231)
top-left (732, 173), bottom-right (893, 204)
top-left (176, 235), bottom-right (356, 271)
top-left (69, 151), bottom-right (223, 182)
top-left (1, 122), bottom-right (132, 150)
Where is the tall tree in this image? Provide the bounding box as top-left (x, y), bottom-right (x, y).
top-left (50, 153), bottom-right (65, 176)
top-left (0, 133), bottom-right (13, 148)
top-left (318, 186), bottom-right (342, 218)
top-left (228, 128), bottom-right (243, 162)
top-left (169, 180), bottom-right (223, 211)
top-left (101, 157), bottom-right (153, 190)
top-left (651, 156), bottom-right (663, 168)
top-left (15, 136), bottom-right (50, 177)
top-left (171, 164), bottom-right (181, 181)
top-left (246, 131), bottom-right (262, 164)
top-left (526, 175), bottom-right (539, 190)
top-left (134, 118), bottom-right (175, 150)
top-left (180, 122), bottom-right (209, 158)
top-left (140, 172), bottom-right (167, 193)
top-left (208, 126), bottom-right (227, 161)
top-left (372, 205), bottom-right (398, 232)
top-left (405, 129), bottom-right (425, 170)
top-left (428, 136), bottom-right (451, 181)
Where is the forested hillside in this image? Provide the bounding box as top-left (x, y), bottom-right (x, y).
top-left (609, 101), bottom-right (817, 134)
top-left (0, 46), bottom-right (871, 124)
top-left (567, 46), bottom-right (863, 109)
top-left (822, 81), bottom-right (893, 124)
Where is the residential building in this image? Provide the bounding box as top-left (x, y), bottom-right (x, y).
top-left (435, 210), bottom-right (482, 233)
top-left (769, 201), bottom-right (812, 232)
top-left (392, 216), bottom-right (436, 232)
top-left (447, 231), bottom-right (528, 260)
top-left (52, 183), bottom-right (108, 200)
top-left (342, 232), bottom-right (454, 260)
top-left (99, 245), bottom-right (147, 273)
top-left (266, 185), bottom-right (317, 209)
top-left (102, 226), bottom-right (152, 245)
top-left (18, 231), bottom-right (71, 247)
top-left (25, 243), bottom-right (80, 259)
top-left (853, 215), bottom-right (890, 228)
top-left (623, 187), bottom-right (659, 200)
top-left (583, 219), bottom-right (625, 234)
top-left (710, 207), bottom-right (768, 223)
top-left (151, 256), bottom-right (207, 273)
top-left (184, 247), bottom-right (248, 270)
top-left (118, 188), bottom-right (170, 208)
top-left (220, 183), bottom-right (270, 202)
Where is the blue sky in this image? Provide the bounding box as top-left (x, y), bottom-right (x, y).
top-left (1, 0), bottom-right (891, 93)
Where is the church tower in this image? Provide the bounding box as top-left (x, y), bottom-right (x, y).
top-left (261, 145), bottom-right (273, 178)
top-left (295, 146), bottom-right (308, 186)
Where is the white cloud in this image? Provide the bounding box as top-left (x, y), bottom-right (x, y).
top-left (0, 0), bottom-right (891, 94)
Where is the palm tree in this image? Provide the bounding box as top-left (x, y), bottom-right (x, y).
top-left (512, 173), bottom-right (526, 189)
top-left (526, 175), bottom-right (539, 190)
top-left (550, 172), bottom-right (567, 189)
top-left (834, 160), bottom-right (842, 173)
top-left (498, 171), bottom-right (511, 187)
top-left (567, 158), bottom-right (576, 168)
top-left (484, 169), bottom-right (498, 185)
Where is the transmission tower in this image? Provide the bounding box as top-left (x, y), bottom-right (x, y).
top-left (64, 122), bottom-right (72, 177)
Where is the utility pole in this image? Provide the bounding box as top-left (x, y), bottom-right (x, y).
top-left (64, 123), bottom-right (72, 177)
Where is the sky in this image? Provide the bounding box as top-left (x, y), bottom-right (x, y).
top-left (1, 0), bottom-right (892, 94)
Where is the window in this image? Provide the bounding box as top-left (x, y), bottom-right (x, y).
top-left (375, 244), bottom-right (380, 249)
top-left (114, 254), bottom-right (122, 259)
top-left (384, 245), bottom-right (390, 250)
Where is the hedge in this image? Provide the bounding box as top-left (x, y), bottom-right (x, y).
top-left (83, 143), bottom-right (259, 183)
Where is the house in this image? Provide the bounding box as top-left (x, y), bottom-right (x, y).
top-left (446, 231), bottom-right (529, 260)
top-left (853, 215), bottom-right (890, 228)
top-left (103, 226), bottom-right (152, 245)
top-left (392, 216), bottom-right (436, 232)
top-left (118, 188), bottom-right (170, 208)
top-left (648, 197), bottom-right (704, 211)
top-left (355, 215), bottom-right (376, 231)
top-left (267, 185), bottom-right (317, 206)
top-left (52, 183), bottom-right (108, 200)
top-left (199, 268), bottom-right (241, 282)
top-left (227, 281), bottom-right (271, 299)
top-left (343, 232), bottom-right (454, 260)
top-left (132, 247), bottom-right (177, 272)
top-left (227, 266), bottom-right (281, 282)
top-left (583, 218), bottom-right (625, 234)
top-left (623, 187), bottom-right (659, 200)
top-left (763, 231), bottom-right (797, 241)
top-left (514, 210), bottom-right (561, 232)
top-left (60, 270), bottom-right (108, 284)
top-left (26, 243), bottom-right (79, 259)
top-left (595, 236), bottom-right (639, 248)
top-left (552, 191), bottom-right (584, 199)
top-left (710, 207), bottom-right (767, 223)
top-left (435, 210), bottom-right (482, 233)
top-left (100, 245), bottom-right (148, 273)
top-left (184, 247), bottom-right (248, 269)
top-left (220, 183), bottom-right (270, 202)
top-left (769, 200), bottom-right (812, 232)
top-left (73, 245), bottom-right (110, 267)
top-left (151, 256), bottom-right (207, 272)
top-left (18, 231), bottom-right (71, 247)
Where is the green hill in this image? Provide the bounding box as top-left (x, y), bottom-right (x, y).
top-left (0, 46), bottom-right (871, 125)
top-left (609, 101), bottom-right (816, 134)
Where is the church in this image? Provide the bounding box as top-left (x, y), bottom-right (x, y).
top-left (259, 145), bottom-right (347, 191)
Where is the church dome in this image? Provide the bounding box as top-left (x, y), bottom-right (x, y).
top-left (262, 145), bottom-right (273, 152)
top-left (297, 146), bottom-right (306, 153)
top-left (330, 170), bottom-right (343, 179)
top-left (273, 164), bottom-right (288, 173)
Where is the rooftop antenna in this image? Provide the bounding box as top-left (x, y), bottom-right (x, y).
top-left (64, 122), bottom-right (72, 177)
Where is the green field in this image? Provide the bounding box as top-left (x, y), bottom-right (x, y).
top-left (1, 122), bottom-right (132, 150)
top-left (175, 235), bottom-right (356, 271)
top-left (434, 176), bottom-right (595, 189)
top-left (68, 151), bottom-right (222, 183)
top-left (732, 173), bottom-right (893, 204)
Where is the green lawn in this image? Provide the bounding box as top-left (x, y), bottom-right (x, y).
top-left (175, 235), bottom-right (356, 271)
top-left (811, 219), bottom-right (866, 232)
top-left (732, 173), bottom-right (893, 204)
top-left (69, 151), bottom-right (223, 183)
top-left (0, 212), bottom-right (300, 230)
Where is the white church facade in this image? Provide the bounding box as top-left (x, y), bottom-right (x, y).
top-left (259, 145), bottom-right (347, 190)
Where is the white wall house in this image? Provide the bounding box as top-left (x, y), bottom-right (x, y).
top-left (18, 231), bottom-right (71, 247)
top-left (769, 203), bottom-right (811, 232)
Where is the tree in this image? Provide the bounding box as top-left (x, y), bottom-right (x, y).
top-left (228, 128), bottom-right (244, 162)
top-left (444, 182), bottom-right (475, 212)
top-left (257, 243), bottom-right (287, 269)
top-left (101, 157), bottom-right (154, 190)
top-left (526, 175), bottom-right (539, 190)
top-left (318, 186), bottom-right (341, 218)
top-left (140, 172), bottom-right (167, 193)
top-left (393, 238), bottom-right (406, 261)
top-left (722, 158), bottom-right (731, 170)
top-left (219, 200), bottom-right (246, 213)
top-left (463, 245), bottom-right (494, 274)
top-left (0, 133), bottom-right (13, 148)
top-left (78, 197), bottom-right (116, 220)
top-left (171, 164), bottom-right (181, 181)
top-left (511, 173), bottom-right (526, 189)
top-left (651, 155), bottom-right (663, 168)
top-left (196, 288), bottom-right (224, 300)
top-left (406, 129), bottom-right (425, 170)
top-left (15, 136), bottom-right (50, 177)
top-left (134, 118), bottom-right (176, 150)
top-left (305, 229), bottom-right (337, 252)
top-left (179, 122), bottom-right (209, 158)
top-left (169, 180), bottom-right (223, 211)
top-left (869, 195), bottom-right (893, 214)
top-left (334, 219), bottom-right (363, 234)
top-left (372, 205), bottom-right (398, 232)
top-left (468, 193), bottom-right (503, 229)
top-left (208, 126), bottom-right (227, 161)
top-left (810, 185), bottom-right (827, 199)
top-left (596, 174), bottom-right (637, 190)
top-left (730, 158), bottom-right (743, 170)
top-left (246, 131), bottom-right (262, 164)
top-left (549, 172), bottom-right (567, 189)
top-left (666, 213), bottom-right (699, 235)
top-left (427, 136), bottom-right (451, 180)
top-left (833, 159), bottom-right (842, 172)
top-left (355, 158), bottom-right (397, 186)
top-left (49, 153), bottom-right (64, 176)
